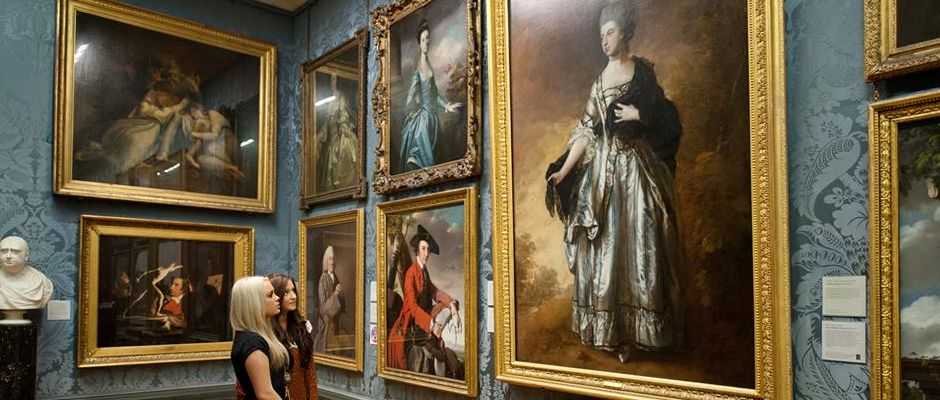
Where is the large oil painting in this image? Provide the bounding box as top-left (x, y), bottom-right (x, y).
top-left (301, 31), bottom-right (367, 207)
top-left (376, 188), bottom-right (477, 396)
top-left (371, 0), bottom-right (481, 194)
top-left (489, 0), bottom-right (791, 398)
top-left (298, 209), bottom-right (364, 371)
top-left (77, 215), bottom-right (253, 367)
top-left (870, 91), bottom-right (940, 400)
top-left (54, 0), bottom-right (276, 212)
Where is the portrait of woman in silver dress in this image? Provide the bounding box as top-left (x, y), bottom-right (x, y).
top-left (545, 0), bottom-right (683, 363)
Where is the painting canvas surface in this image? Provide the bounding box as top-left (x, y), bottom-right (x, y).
top-left (71, 12), bottom-right (260, 197)
top-left (384, 203), bottom-right (467, 381)
top-left (306, 221), bottom-right (358, 359)
top-left (896, 0), bottom-right (940, 48)
top-left (897, 118), bottom-right (940, 398)
top-left (387, 0), bottom-right (468, 175)
top-left (96, 236), bottom-right (234, 348)
top-left (509, 0), bottom-right (754, 387)
top-left (306, 45), bottom-right (362, 197)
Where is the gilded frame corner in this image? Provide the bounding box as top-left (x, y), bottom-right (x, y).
top-left (77, 215), bottom-right (254, 368)
top-left (868, 89), bottom-right (940, 400)
top-left (370, 0), bottom-right (483, 195)
top-left (297, 208), bottom-right (366, 372)
top-left (487, 0), bottom-right (791, 398)
top-left (300, 30), bottom-right (369, 208)
top-left (54, 0), bottom-right (278, 213)
top-left (376, 187), bottom-right (479, 397)
top-left (864, 0), bottom-right (940, 80)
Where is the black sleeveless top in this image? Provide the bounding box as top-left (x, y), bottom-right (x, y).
top-left (232, 330), bottom-right (289, 399)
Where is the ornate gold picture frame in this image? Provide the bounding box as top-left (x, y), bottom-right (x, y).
top-left (300, 31), bottom-right (368, 207)
top-left (54, 0), bottom-right (277, 213)
top-left (489, 0), bottom-right (791, 398)
top-left (370, 0), bottom-right (482, 194)
top-left (869, 90), bottom-right (940, 400)
top-left (376, 187), bottom-right (478, 396)
top-left (298, 209), bottom-right (365, 372)
top-left (77, 215), bottom-right (254, 368)
top-left (864, 0), bottom-right (940, 80)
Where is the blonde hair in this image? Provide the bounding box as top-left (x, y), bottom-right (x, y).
top-left (230, 276), bottom-right (289, 369)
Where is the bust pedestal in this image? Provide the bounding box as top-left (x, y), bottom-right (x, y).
top-left (0, 309), bottom-right (39, 400)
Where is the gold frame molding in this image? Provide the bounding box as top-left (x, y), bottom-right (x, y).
top-left (54, 0), bottom-right (277, 213)
top-left (869, 90), bottom-right (940, 400)
top-left (488, 0), bottom-right (791, 398)
top-left (297, 208), bottom-right (365, 372)
top-left (376, 187), bottom-right (478, 396)
top-left (864, 0), bottom-right (940, 80)
top-left (300, 31), bottom-right (368, 208)
top-left (370, 0), bottom-right (482, 194)
top-left (77, 215), bottom-right (254, 368)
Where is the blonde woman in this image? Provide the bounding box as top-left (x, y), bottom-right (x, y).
top-left (231, 276), bottom-right (291, 400)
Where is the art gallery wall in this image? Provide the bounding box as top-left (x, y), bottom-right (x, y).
top-left (0, 0), bottom-right (299, 397)
top-left (0, 0), bottom-right (925, 398)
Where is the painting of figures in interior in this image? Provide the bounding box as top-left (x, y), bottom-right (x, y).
top-left (376, 188), bottom-right (477, 396)
top-left (77, 215), bottom-right (253, 367)
top-left (55, 0), bottom-right (276, 212)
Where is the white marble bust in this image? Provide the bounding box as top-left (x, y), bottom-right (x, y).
top-left (0, 236), bottom-right (53, 310)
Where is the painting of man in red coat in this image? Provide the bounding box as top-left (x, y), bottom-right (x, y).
top-left (387, 224), bottom-right (464, 378)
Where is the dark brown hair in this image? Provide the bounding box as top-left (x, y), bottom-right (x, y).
top-left (416, 18), bottom-right (430, 43)
top-left (267, 273), bottom-right (314, 369)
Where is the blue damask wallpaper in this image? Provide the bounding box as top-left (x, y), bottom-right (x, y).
top-left (0, 0), bottom-right (297, 397)
top-left (0, 0), bottom-right (910, 398)
top-left (294, 0), bottom-right (514, 398)
top-left (786, 0), bottom-right (872, 399)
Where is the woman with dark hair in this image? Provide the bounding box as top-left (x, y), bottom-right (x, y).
top-left (267, 273), bottom-right (318, 400)
top-left (545, 0), bottom-right (683, 362)
top-left (398, 18), bottom-right (463, 172)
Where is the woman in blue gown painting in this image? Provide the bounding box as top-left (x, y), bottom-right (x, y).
top-left (398, 19), bottom-right (463, 173)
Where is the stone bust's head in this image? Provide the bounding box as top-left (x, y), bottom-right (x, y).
top-left (0, 236), bottom-right (29, 275)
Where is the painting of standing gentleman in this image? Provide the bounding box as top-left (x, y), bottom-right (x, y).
top-left (490, 0), bottom-right (794, 397)
top-left (377, 188), bottom-right (477, 396)
top-left (55, 0), bottom-right (277, 213)
top-left (299, 209), bottom-right (364, 371)
top-left (371, 0), bottom-right (482, 194)
top-left (301, 31), bottom-right (367, 207)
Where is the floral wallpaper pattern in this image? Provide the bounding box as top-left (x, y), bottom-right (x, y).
top-left (786, 0), bottom-right (873, 398)
top-left (295, 0), bottom-right (512, 398)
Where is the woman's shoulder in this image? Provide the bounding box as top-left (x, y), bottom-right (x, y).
top-left (234, 331), bottom-right (267, 348)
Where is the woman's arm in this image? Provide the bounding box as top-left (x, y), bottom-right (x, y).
top-left (245, 350), bottom-right (283, 400)
top-left (547, 96), bottom-right (596, 185)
